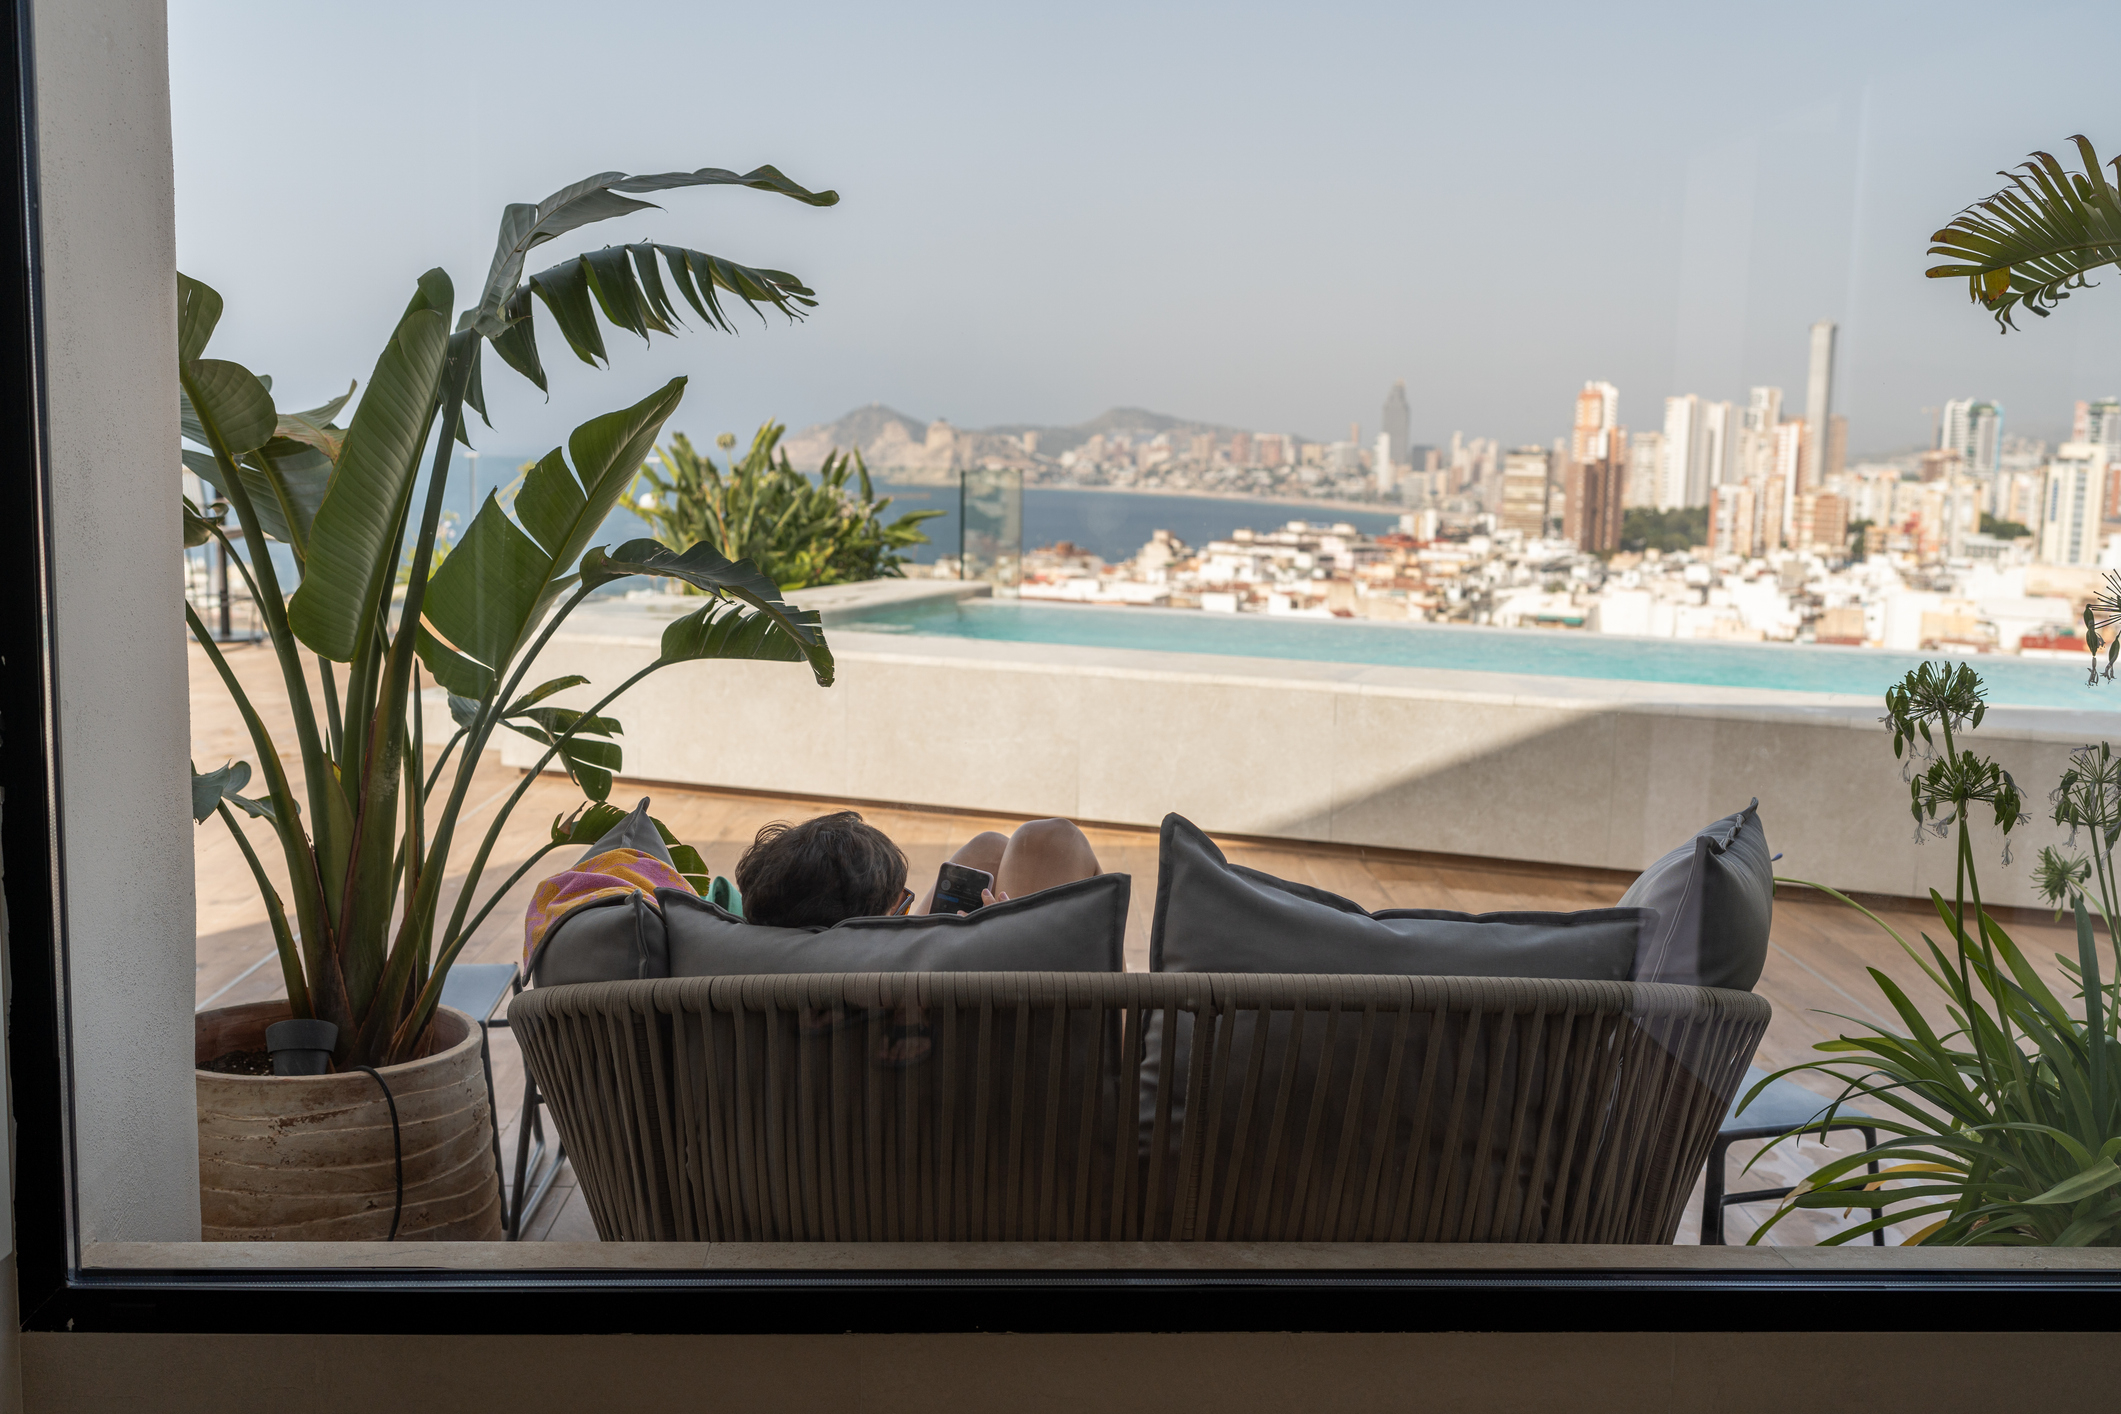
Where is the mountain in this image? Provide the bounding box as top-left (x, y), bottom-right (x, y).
top-left (780, 404), bottom-right (1256, 481)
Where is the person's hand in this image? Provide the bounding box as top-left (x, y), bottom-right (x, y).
top-left (958, 886), bottom-right (1010, 914)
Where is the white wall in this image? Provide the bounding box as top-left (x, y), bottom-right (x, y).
top-left (506, 598), bottom-right (2104, 912)
top-left (36, 0), bottom-right (199, 1241)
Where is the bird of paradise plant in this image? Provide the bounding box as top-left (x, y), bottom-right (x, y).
top-left (185, 166), bottom-right (839, 1068)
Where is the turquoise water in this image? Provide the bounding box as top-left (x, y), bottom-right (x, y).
top-left (842, 598), bottom-right (2119, 711)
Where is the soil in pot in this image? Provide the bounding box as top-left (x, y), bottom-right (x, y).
top-left (202, 1049), bottom-right (274, 1076)
top-left (194, 999), bottom-right (505, 1241)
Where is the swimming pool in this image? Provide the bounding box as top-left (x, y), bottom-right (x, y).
top-left (839, 598), bottom-right (2118, 711)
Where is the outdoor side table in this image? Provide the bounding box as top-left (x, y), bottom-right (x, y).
top-left (438, 962), bottom-right (563, 1241)
top-left (1702, 1065), bottom-right (1882, 1245)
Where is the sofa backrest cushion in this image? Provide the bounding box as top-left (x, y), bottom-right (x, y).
top-left (659, 872), bottom-right (1130, 975)
top-left (528, 891), bottom-right (669, 987)
top-left (1619, 798), bottom-right (1773, 991)
top-left (1151, 814), bottom-right (1644, 979)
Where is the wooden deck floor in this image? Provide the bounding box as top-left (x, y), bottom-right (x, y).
top-left (189, 639), bottom-right (2078, 1246)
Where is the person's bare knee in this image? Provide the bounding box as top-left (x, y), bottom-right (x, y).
top-left (995, 818), bottom-right (1099, 899)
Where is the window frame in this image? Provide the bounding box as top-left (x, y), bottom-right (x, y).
top-left (6, 0), bottom-right (2121, 1340)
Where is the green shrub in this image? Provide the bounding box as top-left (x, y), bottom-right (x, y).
top-left (633, 425), bottom-right (941, 592)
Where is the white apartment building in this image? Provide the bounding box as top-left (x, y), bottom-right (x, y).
top-left (1625, 431), bottom-right (1663, 508)
top-left (2039, 441), bottom-right (2109, 567)
top-left (1941, 398), bottom-right (2005, 477)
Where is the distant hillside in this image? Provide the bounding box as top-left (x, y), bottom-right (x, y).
top-left (781, 404), bottom-right (1257, 480)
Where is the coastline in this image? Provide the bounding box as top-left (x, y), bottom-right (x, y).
top-left (876, 477), bottom-right (1402, 521)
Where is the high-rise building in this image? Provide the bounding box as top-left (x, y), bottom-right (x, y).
top-left (1701, 400), bottom-right (1739, 488)
top-left (1825, 413), bottom-right (1848, 482)
top-left (1565, 426), bottom-right (1627, 553)
top-left (1795, 491), bottom-right (1849, 558)
top-left (1940, 398), bottom-right (2004, 476)
top-left (1624, 431), bottom-right (1664, 508)
top-left (1660, 395), bottom-right (1701, 509)
top-left (2080, 397), bottom-right (2121, 451)
top-left (1803, 320), bottom-right (1837, 489)
top-left (1572, 381), bottom-right (1619, 463)
top-left (2042, 442), bottom-right (2110, 566)
top-left (1708, 482), bottom-right (1755, 558)
top-left (1500, 446), bottom-right (1552, 536)
top-left (1374, 433), bottom-right (1395, 495)
top-left (1745, 386), bottom-right (1783, 433)
top-left (1381, 381), bottom-right (1410, 467)
top-left (1773, 420), bottom-right (1808, 537)
top-left (1229, 431), bottom-right (1253, 466)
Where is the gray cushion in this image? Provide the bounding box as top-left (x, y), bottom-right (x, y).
top-left (1151, 814), bottom-right (1645, 979)
top-left (660, 873), bottom-right (1129, 975)
top-left (577, 797), bottom-right (673, 868)
top-left (527, 892), bottom-right (668, 987)
top-left (1620, 798), bottom-right (1772, 991)
top-left (1142, 813), bottom-right (1646, 1173)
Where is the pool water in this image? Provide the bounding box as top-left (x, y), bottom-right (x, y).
top-left (841, 598), bottom-right (2118, 712)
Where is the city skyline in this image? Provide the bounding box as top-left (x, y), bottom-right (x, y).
top-left (171, 0), bottom-right (2121, 462)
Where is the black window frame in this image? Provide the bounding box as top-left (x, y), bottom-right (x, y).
top-left (5, 0), bottom-right (2121, 1340)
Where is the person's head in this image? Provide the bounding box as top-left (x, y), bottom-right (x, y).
top-left (734, 811), bottom-right (908, 928)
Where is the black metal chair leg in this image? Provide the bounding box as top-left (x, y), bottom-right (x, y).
top-left (1702, 1136), bottom-right (1730, 1245)
top-left (1860, 1125), bottom-right (1884, 1245)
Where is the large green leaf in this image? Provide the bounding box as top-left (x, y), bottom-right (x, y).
top-left (472, 165), bottom-right (838, 343)
top-left (177, 273), bottom-right (222, 365)
top-left (185, 438), bottom-right (331, 555)
top-left (658, 597), bottom-right (826, 677)
top-left (581, 537), bottom-right (833, 685)
top-left (181, 359), bottom-right (278, 460)
top-left (1927, 136), bottom-right (2121, 329)
top-left (493, 243), bottom-right (820, 391)
top-left (274, 382), bottom-right (354, 464)
top-left (501, 711), bottom-right (621, 801)
top-left (416, 378), bottom-right (687, 691)
top-left (286, 303), bottom-right (450, 660)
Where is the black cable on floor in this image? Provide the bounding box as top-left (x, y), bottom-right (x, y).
top-left (353, 1064), bottom-right (404, 1241)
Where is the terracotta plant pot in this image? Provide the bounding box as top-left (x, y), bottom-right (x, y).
top-left (195, 1000), bottom-right (505, 1241)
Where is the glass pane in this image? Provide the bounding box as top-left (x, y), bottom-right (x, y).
top-left (960, 465), bottom-right (1022, 593)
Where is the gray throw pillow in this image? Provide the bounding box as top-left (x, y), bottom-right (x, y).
top-left (576, 797), bottom-right (674, 868)
top-left (1141, 814), bottom-right (1649, 1174)
top-left (660, 873), bottom-right (1129, 975)
top-left (1152, 814), bottom-right (1645, 979)
top-left (1620, 798), bottom-right (1773, 991)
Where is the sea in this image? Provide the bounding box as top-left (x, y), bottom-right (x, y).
top-left (202, 462), bottom-right (1398, 583)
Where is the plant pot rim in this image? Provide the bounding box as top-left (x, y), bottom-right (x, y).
top-left (194, 1000), bottom-right (479, 1084)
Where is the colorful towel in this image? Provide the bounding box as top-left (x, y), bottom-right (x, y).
top-left (523, 847), bottom-right (697, 966)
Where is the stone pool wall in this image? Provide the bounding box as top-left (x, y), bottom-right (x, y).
top-left (503, 582), bottom-right (2105, 909)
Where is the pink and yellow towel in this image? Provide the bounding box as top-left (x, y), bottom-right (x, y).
top-left (523, 847), bottom-right (696, 966)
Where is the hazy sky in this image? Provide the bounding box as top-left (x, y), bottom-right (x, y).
top-left (170, 0), bottom-right (2121, 461)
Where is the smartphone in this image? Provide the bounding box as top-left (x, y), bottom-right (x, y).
top-left (931, 861), bottom-right (994, 915)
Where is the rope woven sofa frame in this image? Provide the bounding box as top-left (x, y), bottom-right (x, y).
top-left (509, 973), bottom-right (1769, 1245)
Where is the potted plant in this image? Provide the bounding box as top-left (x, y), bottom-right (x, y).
top-left (1744, 139), bottom-right (2121, 1243)
top-left (186, 164), bottom-right (838, 1240)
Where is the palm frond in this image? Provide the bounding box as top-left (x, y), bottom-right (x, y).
top-left (1927, 135), bottom-right (2121, 329)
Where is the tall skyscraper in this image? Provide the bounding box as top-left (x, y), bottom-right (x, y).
top-left (1564, 427), bottom-right (1627, 553)
top-left (1381, 381), bottom-right (1410, 467)
top-left (1624, 431), bottom-right (1664, 508)
top-left (2081, 397), bottom-right (2121, 451)
top-left (2042, 442), bottom-right (2109, 566)
top-left (1803, 320), bottom-right (1837, 490)
top-left (1773, 420), bottom-right (1808, 537)
top-left (1940, 399), bottom-right (2004, 476)
top-left (1500, 446), bottom-right (1552, 536)
top-left (1701, 400), bottom-right (1739, 488)
top-left (1660, 395), bottom-right (1700, 509)
top-left (1374, 432), bottom-right (1395, 495)
top-left (1572, 381), bottom-right (1619, 462)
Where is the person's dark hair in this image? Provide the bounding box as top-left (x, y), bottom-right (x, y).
top-left (734, 811), bottom-right (908, 928)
